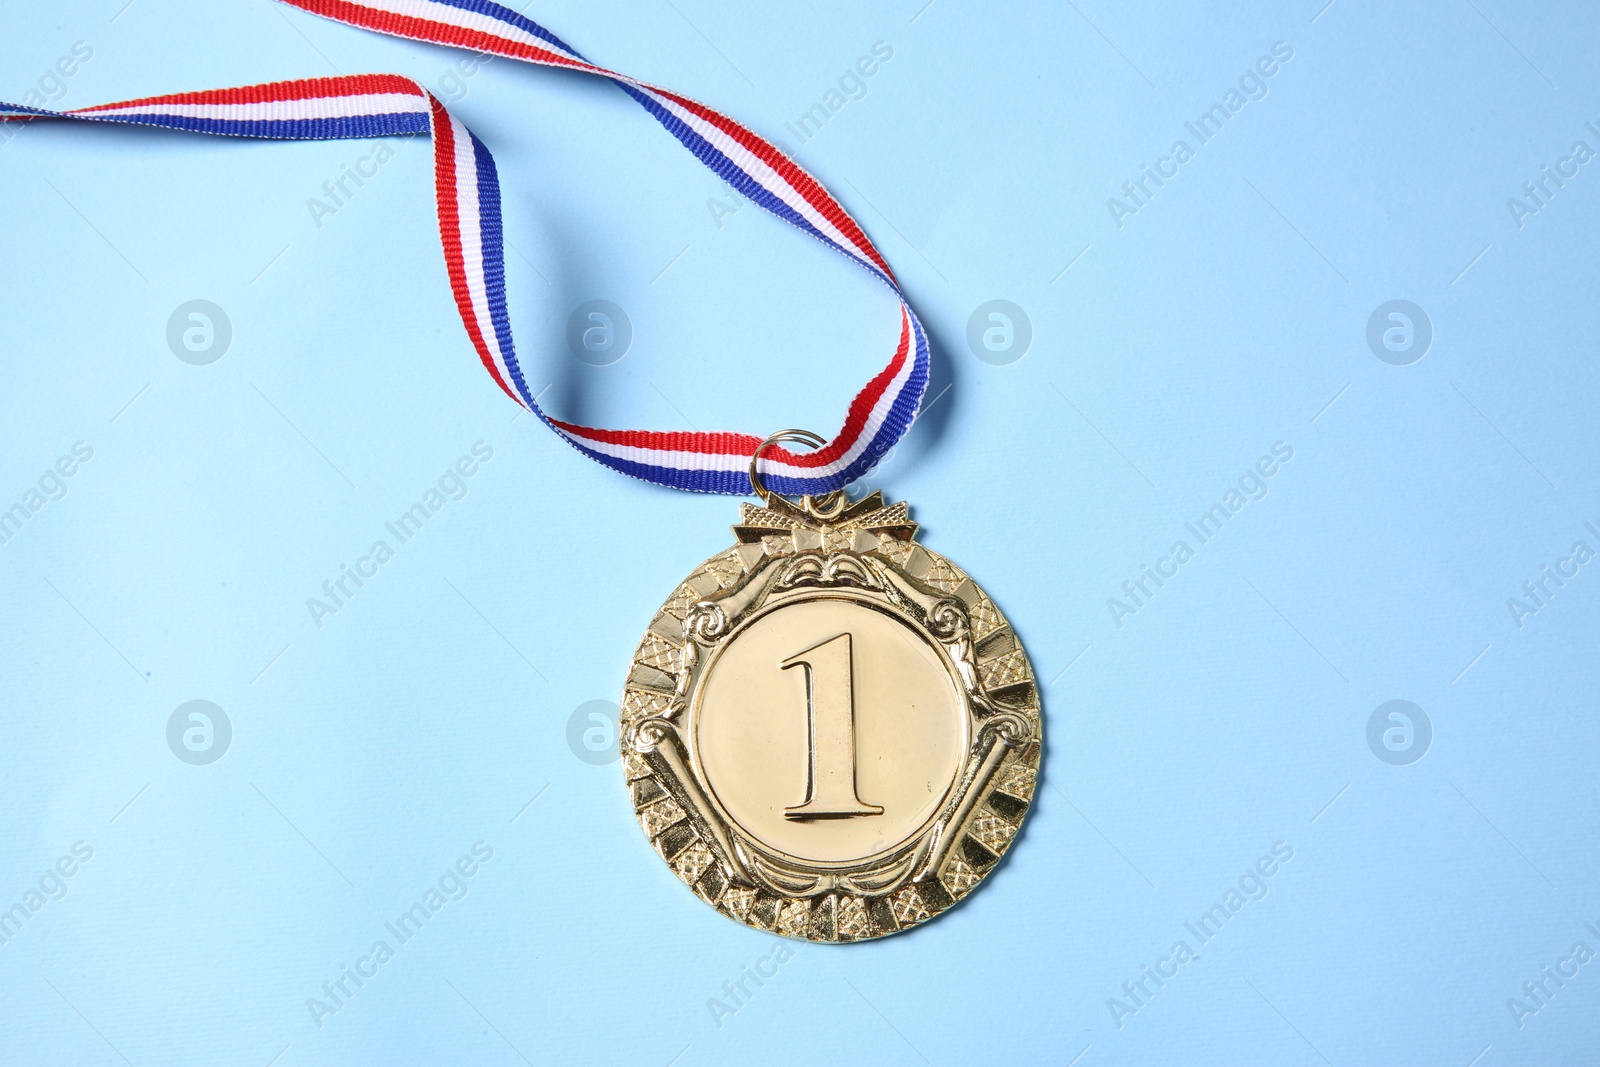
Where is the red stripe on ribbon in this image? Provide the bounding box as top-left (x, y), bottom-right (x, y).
top-left (546, 423), bottom-right (764, 457)
top-left (71, 74), bottom-right (423, 113)
top-left (429, 99), bottom-right (518, 403)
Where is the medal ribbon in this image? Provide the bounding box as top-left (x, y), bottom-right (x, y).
top-left (1, 0), bottom-right (927, 497)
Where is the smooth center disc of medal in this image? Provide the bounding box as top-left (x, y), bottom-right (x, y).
top-left (692, 594), bottom-right (969, 865)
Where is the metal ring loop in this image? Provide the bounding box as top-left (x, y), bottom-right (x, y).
top-left (748, 429), bottom-right (843, 515)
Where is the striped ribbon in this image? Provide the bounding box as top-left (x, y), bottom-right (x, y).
top-left (1, 0), bottom-right (928, 496)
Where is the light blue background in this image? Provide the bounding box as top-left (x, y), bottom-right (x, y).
top-left (3, 1), bottom-right (1599, 1064)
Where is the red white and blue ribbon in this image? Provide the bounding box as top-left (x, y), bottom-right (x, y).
top-left (0, 0), bottom-right (928, 497)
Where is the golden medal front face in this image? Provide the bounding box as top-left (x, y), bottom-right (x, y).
top-left (619, 491), bottom-right (1041, 941)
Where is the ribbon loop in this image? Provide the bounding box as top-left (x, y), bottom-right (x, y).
top-left (2, 0), bottom-right (927, 495)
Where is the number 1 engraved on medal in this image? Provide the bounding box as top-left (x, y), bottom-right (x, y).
top-left (780, 632), bottom-right (884, 820)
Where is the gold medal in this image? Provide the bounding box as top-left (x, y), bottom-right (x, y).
top-left (620, 432), bottom-right (1042, 941)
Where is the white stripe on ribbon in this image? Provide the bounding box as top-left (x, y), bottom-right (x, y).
top-left (76, 93), bottom-right (428, 123)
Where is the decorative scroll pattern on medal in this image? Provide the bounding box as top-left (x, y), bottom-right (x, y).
top-left (620, 492), bottom-right (1041, 941)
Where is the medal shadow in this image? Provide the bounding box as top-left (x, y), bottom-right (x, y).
top-left (507, 198), bottom-right (619, 433)
top-left (847, 308), bottom-right (961, 517)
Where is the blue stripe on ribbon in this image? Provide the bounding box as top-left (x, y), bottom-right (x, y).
top-left (70, 111), bottom-right (431, 140)
top-left (468, 129), bottom-right (535, 408)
